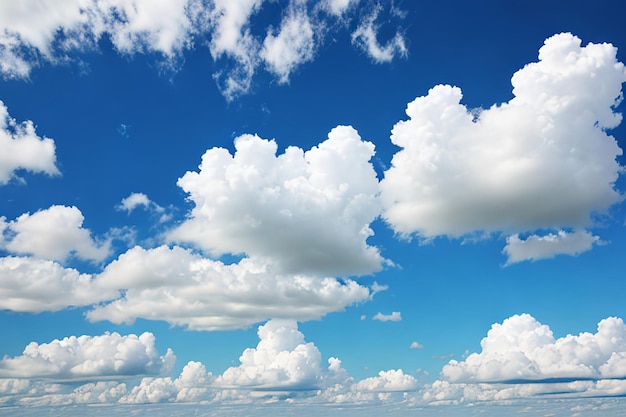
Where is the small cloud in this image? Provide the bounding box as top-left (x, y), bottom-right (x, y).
top-left (116, 192), bottom-right (165, 216)
top-left (503, 230), bottom-right (600, 265)
top-left (360, 315), bottom-right (366, 320)
top-left (410, 341), bottom-right (423, 349)
top-left (373, 312), bottom-right (401, 322)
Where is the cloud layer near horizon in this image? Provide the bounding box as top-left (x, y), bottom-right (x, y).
top-left (5, 316), bottom-right (626, 407)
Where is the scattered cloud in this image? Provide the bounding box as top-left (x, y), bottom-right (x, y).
top-left (373, 312), bottom-right (402, 322)
top-left (1, 205), bottom-right (111, 262)
top-left (380, 33), bottom-right (625, 245)
top-left (168, 126), bottom-right (384, 277)
top-left (0, 101), bottom-right (59, 184)
top-left (261, 3), bottom-right (316, 83)
top-left (322, 0), bottom-right (360, 17)
top-left (87, 245), bottom-right (373, 331)
top-left (0, 1), bottom-right (407, 100)
top-left (351, 4), bottom-right (407, 63)
top-left (410, 341), bottom-right (423, 349)
top-left (116, 192), bottom-right (165, 216)
top-left (503, 230), bottom-right (601, 265)
top-left (0, 332), bottom-right (175, 380)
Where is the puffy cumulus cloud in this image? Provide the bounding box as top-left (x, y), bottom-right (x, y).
top-left (353, 369), bottom-right (417, 392)
top-left (168, 126), bottom-right (384, 277)
top-left (2, 205), bottom-right (111, 262)
top-left (503, 230), bottom-right (600, 265)
top-left (0, 256), bottom-right (115, 313)
top-left (381, 33), bottom-right (626, 242)
top-left (441, 314), bottom-right (626, 383)
top-left (261, 3), bottom-right (316, 83)
top-left (351, 4), bottom-right (407, 63)
top-left (0, 101), bottom-right (59, 184)
top-left (372, 311), bottom-right (402, 322)
top-left (87, 245), bottom-right (372, 331)
top-left (215, 319), bottom-right (349, 390)
top-left (410, 341), bottom-right (423, 349)
top-left (0, 332), bottom-right (175, 380)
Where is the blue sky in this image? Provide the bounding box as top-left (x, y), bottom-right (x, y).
top-left (1, 0), bottom-right (626, 414)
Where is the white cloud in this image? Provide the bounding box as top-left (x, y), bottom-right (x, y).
top-left (351, 4), bottom-right (407, 63)
top-left (322, 0), bottom-right (360, 16)
top-left (380, 33), bottom-right (626, 241)
top-left (0, 0), bottom-right (200, 78)
top-left (261, 3), bottom-right (316, 83)
top-left (0, 1), bottom-right (409, 100)
top-left (0, 100), bottom-right (59, 184)
top-left (117, 192), bottom-right (151, 213)
top-left (215, 319), bottom-right (349, 390)
top-left (410, 341), bottom-right (423, 349)
top-left (87, 245), bottom-right (372, 331)
top-left (373, 312), bottom-right (402, 322)
top-left (100, 0), bottom-right (195, 58)
top-left (503, 230), bottom-right (600, 265)
top-left (353, 369), bottom-right (417, 392)
top-left (116, 192), bottom-right (165, 217)
top-left (0, 256), bottom-right (115, 313)
top-left (0, 332), bottom-right (175, 380)
top-left (168, 125), bottom-right (384, 277)
top-left (2, 205), bottom-right (110, 262)
top-left (441, 314), bottom-right (626, 383)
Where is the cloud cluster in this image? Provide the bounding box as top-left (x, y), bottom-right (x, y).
top-left (0, 0), bottom-right (407, 100)
top-left (380, 33), bottom-right (625, 262)
top-left (87, 245), bottom-right (372, 330)
top-left (0, 101), bottom-right (59, 184)
top-left (215, 319), bottom-right (348, 389)
top-left (1, 205), bottom-right (110, 262)
top-left (169, 126), bottom-right (384, 277)
top-left (0, 332), bottom-right (174, 380)
top-left (442, 314), bottom-right (626, 383)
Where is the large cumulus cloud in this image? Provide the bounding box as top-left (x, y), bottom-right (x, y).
top-left (169, 126), bottom-right (384, 277)
top-left (380, 33), bottom-right (625, 257)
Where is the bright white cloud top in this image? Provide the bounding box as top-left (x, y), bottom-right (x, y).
top-left (442, 314), bottom-right (626, 383)
top-left (169, 126), bottom-right (384, 277)
top-left (381, 33), bottom-right (625, 250)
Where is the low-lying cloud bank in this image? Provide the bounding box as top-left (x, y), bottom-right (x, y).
top-left (3, 315), bottom-right (626, 408)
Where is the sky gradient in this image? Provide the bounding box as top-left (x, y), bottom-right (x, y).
top-left (1, 1), bottom-right (626, 415)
